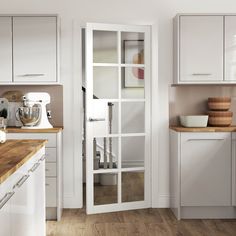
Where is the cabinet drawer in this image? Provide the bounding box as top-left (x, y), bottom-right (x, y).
top-left (46, 163), bottom-right (57, 177)
top-left (46, 177), bottom-right (57, 207)
top-left (7, 133), bottom-right (57, 147)
top-left (45, 148), bottom-right (57, 163)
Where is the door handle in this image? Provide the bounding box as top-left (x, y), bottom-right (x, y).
top-left (88, 118), bottom-right (106, 122)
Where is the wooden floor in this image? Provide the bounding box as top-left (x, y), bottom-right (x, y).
top-left (46, 208), bottom-right (236, 236)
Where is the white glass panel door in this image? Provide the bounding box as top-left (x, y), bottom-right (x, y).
top-left (86, 23), bottom-right (151, 214)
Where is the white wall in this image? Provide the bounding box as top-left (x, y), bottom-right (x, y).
top-left (1, 0), bottom-right (236, 208)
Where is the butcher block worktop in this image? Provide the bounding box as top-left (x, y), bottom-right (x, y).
top-left (0, 140), bottom-right (47, 184)
top-left (6, 127), bottom-right (63, 133)
top-left (170, 126), bottom-right (236, 132)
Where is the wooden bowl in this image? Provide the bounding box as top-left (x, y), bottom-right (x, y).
top-left (208, 97), bottom-right (231, 111)
top-left (208, 111), bottom-right (233, 126)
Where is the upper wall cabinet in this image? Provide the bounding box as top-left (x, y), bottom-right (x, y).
top-left (0, 15), bottom-right (59, 85)
top-left (174, 14), bottom-right (236, 84)
top-left (0, 17), bottom-right (12, 83)
top-left (13, 16), bottom-right (58, 84)
top-left (225, 16), bottom-right (236, 81)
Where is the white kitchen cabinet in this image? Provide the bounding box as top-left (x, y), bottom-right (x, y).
top-left (170, 130), bottom-right (235, 219)
top-left (0, 147), bottom-right (45, 236)
top-left (7, 131), bottom-right (63, 221)
top-left (0, 17), bottom-right (12, 83)
top-left (232, 133), bottom-right (236, 206)
top-left (13, 16), bottom-right (57, 84)
top-left (0, 179), bottom-right (14, 236)
top-left (176, 15), bottom-right (224, 83)
top-left (181, 132), bottom-right (231, 206)
top-left (225, 16), bottom-right (236, 81)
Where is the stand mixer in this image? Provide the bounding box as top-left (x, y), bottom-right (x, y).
top-left (18, 92), bottom-right (53, 129)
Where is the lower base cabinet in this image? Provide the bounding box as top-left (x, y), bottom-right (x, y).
top-left (170, 131), bottom-right (236, 219)
top-left (7, 132), bottom-right (63, 221)
top-left (0, 148), bottom-right (46, 236)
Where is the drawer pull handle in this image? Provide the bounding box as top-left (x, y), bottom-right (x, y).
top-left (13, 175), bottom-right (30, 189)
top-left (46, 169), bottom-right (49, 171)
top-left (40, 155), bottom-right (46, 161)
top-left (0, 192), bottom-right (15, 209)
top-left (18, 74), bottom-right (45, 77)
top-left (30, 163), bottom-right (40, 172)
top-left (187, 138), bottom-right (224, 141)
top-left (46, 183), bottom-right (50, 186)
top-left (192, 73), bottom-right (212, 76)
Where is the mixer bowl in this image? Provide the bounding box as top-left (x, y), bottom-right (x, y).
top-left (18, 106), bottom-right (40, 126)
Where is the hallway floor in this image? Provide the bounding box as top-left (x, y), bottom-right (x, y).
top-left (46, 208), bottom-right (236, 236)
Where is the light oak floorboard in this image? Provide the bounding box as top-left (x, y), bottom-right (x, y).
top-left (47, 208), bottom-right (236, 236)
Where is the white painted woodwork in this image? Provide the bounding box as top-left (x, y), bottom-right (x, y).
top-left (45, 148), bottom-right (57, 162)
top-left (225, 16), bottom-right (236, 81)
top-left (179, 15), bottom-right (223, 82)
top-left (181, 132), bottom-right (231, 206)
top-left (86, 23), bottom-right (151, 214)
top-left (13, 16), bottom-right (57, 83)
top-left (0, 177), bottom-right (12, 236)
top-left (0, 17), bottom-right (12, 83)
top-left (46, 163), bottom-right (57, 177)
top-left (0, 147), bottom-right (45, 236)
top-left (169, 130), bottom-right (181, 220)
top-left (232, 132), bottom-right (236, 206)
top-left (46, 178), bottom-right (57, 207)
top-left (6, 132), bottom-right (62, 221)
top-left (170, 130), bottom-right (235, 219)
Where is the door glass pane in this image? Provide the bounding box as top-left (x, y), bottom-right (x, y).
top-left (94, 173), bottom-right (118, 205)
top-left (93, 137), bottom-right (118, 170)
top-left (122, 171), bottom-right (144, 202)
top-left (121, 67), bottom-right (144, 99)
top-left (93, 30), bottom-right (118, 63)
top-left (121, 136), bottom-right (144, 168)
top-left (121, 32), bottom-right (144, 64)
top-left (93, 67), bottom-right (118, 99)
top-left (121, 102), bottom-right (145, 133)
top-left (107, 102), bottom-right (119, 134)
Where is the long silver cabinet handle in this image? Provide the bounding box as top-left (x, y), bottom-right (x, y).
top-left (0, 192), bottom-right (15, 209)
top-left (29, 163), bottom-right (40, 172)
top-left (187, 139), bottom-right (224, 141)
top-left (192, 73), bottom-right (212, 76)
top-left (13, 175), bottom-right (30, 189)
top-left (88, 118), bottom-right (106, 122)
top-left (18, 74), bottom-right (45, 77)
top-left (39, 155), bottom-right (46, 162)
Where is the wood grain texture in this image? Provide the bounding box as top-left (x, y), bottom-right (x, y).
top-left (170, 126), bottom-right (236, 132)
top-left (6, 127), bottom-right (63, 133)
top-left (46, 208), bottom-right (236, 236)
top-left (0, 139), bottom-right (47, 184)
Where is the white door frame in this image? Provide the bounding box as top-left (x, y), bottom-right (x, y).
top-left (86, 23), bottom-right (152, 214)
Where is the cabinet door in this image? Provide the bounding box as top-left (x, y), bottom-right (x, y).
top-left (0, 17), bottom-right (12, 83)
top-left (0, 183), bottom-right (14, 236)
top-left (225, 16), bottom-right (236, 81)
top-left (13, 16), bottom-right (57, 83)
top-left (179, 16), bottom-right (223, 82)
top-left (31, 158), bottom-right (45, 236)
top-left (11, 172), bottom-right (35, 236)
top-left (181, 132), bottom-right (231, 206)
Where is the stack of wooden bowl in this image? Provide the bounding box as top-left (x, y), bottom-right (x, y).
top-left (207, 97), bottom-right (232, 127)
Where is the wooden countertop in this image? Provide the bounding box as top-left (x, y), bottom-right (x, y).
top-left (0, 140), bottom-right (47, 184)
top-left (170, 126), bottom-right (236, 132)
top-left (6, 127), bottom-right (63, 133)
